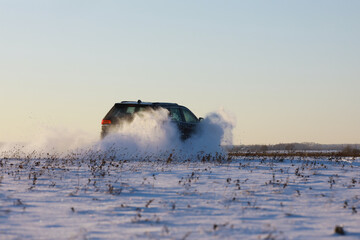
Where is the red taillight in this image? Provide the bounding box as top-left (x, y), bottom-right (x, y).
top-left (101, 119), bottom-right (111, 125)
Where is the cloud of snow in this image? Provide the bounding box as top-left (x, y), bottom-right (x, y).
top-left (97, 108), bottom-right (235, 160)
top-left (0, 127), bottom-right (97, 159)
top-left (0, 108), bottom-right (235, 161)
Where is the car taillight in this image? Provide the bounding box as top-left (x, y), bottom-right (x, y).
top-left (101, 119), bottom-right (111, 125)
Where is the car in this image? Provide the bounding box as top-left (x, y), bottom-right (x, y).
top-left (101, 100), bottom-right (202, 140)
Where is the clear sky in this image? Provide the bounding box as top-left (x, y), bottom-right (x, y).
top-left (1, 1), bottom-right (359, 145)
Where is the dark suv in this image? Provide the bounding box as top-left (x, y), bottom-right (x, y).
top-left (101, 100), bottom-right (201, 140)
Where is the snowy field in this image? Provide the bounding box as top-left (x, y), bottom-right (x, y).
top-left (1, 153), bottom-right (359, 240)
top-left (1, 111), bottom-right (359, 239)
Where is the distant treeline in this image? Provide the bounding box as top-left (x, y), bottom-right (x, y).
top-left (231, 143), bottom-right (360, 152)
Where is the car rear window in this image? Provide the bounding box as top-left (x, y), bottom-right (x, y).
top-left (104, 105), bottom-right (151, 119)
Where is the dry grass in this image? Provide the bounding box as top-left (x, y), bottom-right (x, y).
top-left (229, 150), bottom-right (360, 159)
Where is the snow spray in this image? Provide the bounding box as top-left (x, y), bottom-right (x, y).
top-left (97, 108), bottom-right (235, 161)
top-left (0, 108), bottom-right (235, 161)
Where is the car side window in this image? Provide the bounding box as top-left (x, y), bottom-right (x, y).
top-left (168, 108), bottom-right (182, 122)
top-left (182, 108), bottom-right (198, 123)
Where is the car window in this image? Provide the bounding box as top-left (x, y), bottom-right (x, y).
top-left (182, 108), bottom-right (198, 123)
top-left (126, 106), bottom-right (136, 114)
top-left (168, 108), bottom-right (182, 122)
top-left (104, 105), bottom-right (127, 119)
top-left (137, 106), bottom-right (151, 112)
top-left (105, 105), bottom-right (151, 119)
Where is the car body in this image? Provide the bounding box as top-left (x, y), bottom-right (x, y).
top-left (101, 100), bottom-right (201, 140)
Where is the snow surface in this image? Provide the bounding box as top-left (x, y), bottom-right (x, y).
top-left (1, 110), bottom-right (359, 239)
top-left (1, 154), bottom-right (360, 240)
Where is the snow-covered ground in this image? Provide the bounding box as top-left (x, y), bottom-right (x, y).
top-left (1, 111), bottom-right (359, 239)
top-left (1, 153), bottom-right (359, 239)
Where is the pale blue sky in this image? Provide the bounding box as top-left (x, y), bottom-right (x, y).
top-left (1, 1), bottom-right (359, 144)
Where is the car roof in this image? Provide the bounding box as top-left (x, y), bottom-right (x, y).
top-left (117, 100), bottom-right (179, 107)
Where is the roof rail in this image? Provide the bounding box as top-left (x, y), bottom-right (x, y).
top-left (119, 101), bottom-right (178, 106)
top-left (152, 102), bottom-right (178, 105)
